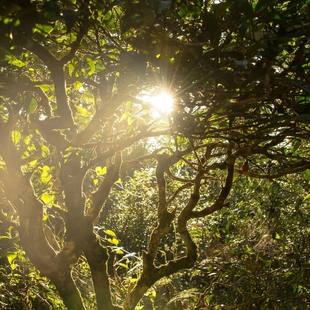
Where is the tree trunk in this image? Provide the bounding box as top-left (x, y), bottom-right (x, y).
top-left (123, 284), bottom-right (149, 310)
top-left (89, 264), bottom-right (114, 310)
top-left (123, 274), bottom-right (156, 310)
top-left (53, 271), bottom-right (86, 310)
top-left (83, 231), bottom-right (114, 310)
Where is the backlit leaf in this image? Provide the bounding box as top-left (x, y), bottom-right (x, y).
top-left (40, 192), bottom-right (54, 204)
top-left (107, 238), bottom-right (119, 246)
top-left (104, 229), bottom-right (117, 238)
top-left (95, 166), bottom-right (107, 176)
top-left (11, 130), bottom-right (21, 144)
top-left (29, 97), bottom-right (38, 113)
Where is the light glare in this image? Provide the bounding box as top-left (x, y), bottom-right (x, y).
top-left (139, 89), bottom-right (174, 117)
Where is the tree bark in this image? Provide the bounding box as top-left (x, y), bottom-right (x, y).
top-left (83, 231), bottom-right (114, 310)
top-left (53, 271), bottom-right (86, 310)
top-left (123, 277), bottom-right (154, 310)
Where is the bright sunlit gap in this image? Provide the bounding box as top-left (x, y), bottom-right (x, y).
top-left (137, 88), bottom-right (174, 118)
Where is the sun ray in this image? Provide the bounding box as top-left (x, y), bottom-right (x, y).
top-left (138, 88), bottom-right (174, 118)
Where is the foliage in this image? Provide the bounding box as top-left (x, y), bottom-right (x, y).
top-left (104, 169), bottom-right (310, 309)
top-left (183, 175), bottom-right (310, 309)
top-left (0, 0), bottom-right (309, 309)
top-left (104, 169), bottom-right (158, 253)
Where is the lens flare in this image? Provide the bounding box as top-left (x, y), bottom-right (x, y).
top-left (138, 89), bottom-right (174, 117)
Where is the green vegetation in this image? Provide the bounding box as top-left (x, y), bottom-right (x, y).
top-left (0, 0), bottom-right (309, 309)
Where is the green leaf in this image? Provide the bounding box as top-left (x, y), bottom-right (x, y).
top-left (73, 81), bottom-right (83, 91)
top-left (303, 169), bottom-right (310, 181)
top-left (0, 160), bottom-right (6, 170)
top-left (76, 106), bottom-right (91, 117)
top-left (41, 145), bottom-right (50, 157)
top-left (251, 0), bottom-right (259, 10)
top-left (3, 18), bottom-right (13, 24)
top-left (7, 252), bottom-right (18, 270)
top-left (0, 235), bottom-right (10, 240)
top-left (95, 166), bottom-right (107, 176)
top-left (37, 84), bottom-right (50, 92)
top-left (145, 288), bottom-right (156, 299)
top-left (107, 238), bottom-right (119, 246)
top-left (56, 34), bottom-right (69, 43)
top-left (104, 229), bottom-right (117, 238)
top-left (176, 135), bottom-right (187, 146)
top-left (113, 248), bottom-right (124, 255)
top-left (5, 55), bottom-right (26, 67)
top-left (29, 160), bottom-right (38, 168)
top-left (28, 97), bottom-right (38, 113)
top-left (68, 63), bottom-right (75, 77)
top-left (40, 165), bottom-right (52, 184)
top-left (23, 135), bottom-right (31, 145)
top-left (117, 262), bottom-right (128, 269)
top-left (86, 57), bottom-right (96, 76)
top-left (40, 192), bottom-right (54, 204)
top-left (33, 24), bottom-right (53, 35)
top-left (120, 111), bottom-right (135, 126)
top-left (11, 130), bottom-right (21, 144)
top-left (292, 140), bottom-right (301, 153)
top-left (14, 19), bottom-right (20, 27)
top-left (7, 253), bottom-right (17, 264)
top-left (304, 193), bottom-right (310, 201)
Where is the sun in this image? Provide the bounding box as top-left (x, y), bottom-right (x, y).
top-left (138, 89), bottom-right (174, 117)
top-left (149, 90), bottom-right (174, 116)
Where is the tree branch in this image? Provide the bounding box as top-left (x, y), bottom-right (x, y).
top-left (26, 40), bottom-right (75, 128)
top-left (60, 20), bottom-right (89, 65)
top-left (191, 157), bottom-right (235, 218)
top-left (87, 152), bottom-right (122, 221)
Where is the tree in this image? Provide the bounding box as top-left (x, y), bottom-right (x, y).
top-left (0, 0), bottom-right (309, 309)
